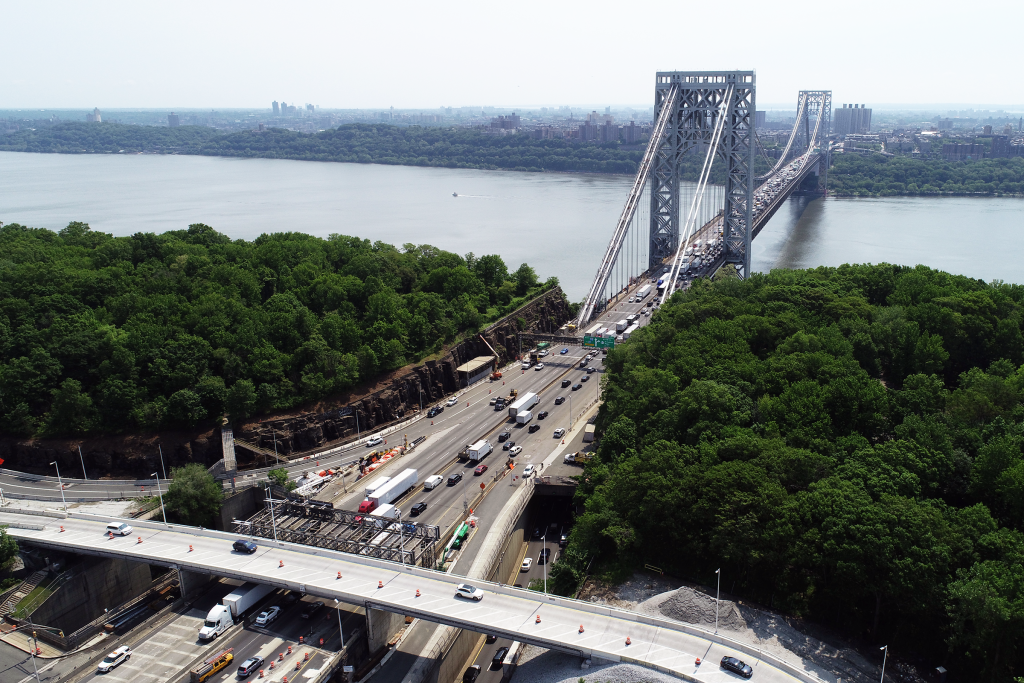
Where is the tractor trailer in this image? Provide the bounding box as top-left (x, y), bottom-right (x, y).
top-left (507, 392), bottom-right (539, 418)
top-left (358, 468), bottom-right (418, 514)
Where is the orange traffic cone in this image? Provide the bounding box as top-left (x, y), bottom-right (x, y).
top-left (535, 614), bottom-right (541, 623)
top-left (295, 661), bottom-right (301, 670)
top-left (189, 545), bottom-right (193, 552)
top-left (299, 636), bottom-right (303, 644)
top-left (270, 661), bottom-right (276, 670)
top-left (259, 670), bottom-right (264, 678)
top-left (579, 624), bottom-right (585, 633)
top-left (59, 526), bottom-right (64, 532)
top-left (415, 589), bottom-right (421, 597)
top-left (378, 580), bottom-right (383, 589)
top-left (278, 652), bottom-right (284, 661)
top-left (137, 536), bottom-right (143, 543)
top-left (337, 571), bottom-right (342, 579)
top-left (287, 645), bottom-right (292, 655)
top-left (695, 657), bottom-right (701, 666)
top-left (108, 531), bottom-right (113, 539)
top-left (625, 637), bottom-right (631, 645)
top-left (279, 560), bottom-right (284, 567)
top-left (304, 652), bottom-right (309, 661)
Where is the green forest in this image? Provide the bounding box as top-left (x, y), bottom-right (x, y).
top-left (561, 265), bottom-right (1024, 681)
top-left (828, 153), bottom-right (1024, 196)
top-left (0, 221), bottom-right (555, 437)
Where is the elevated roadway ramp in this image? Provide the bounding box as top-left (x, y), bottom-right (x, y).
top-left (1, 510), bottom-right (828, 683)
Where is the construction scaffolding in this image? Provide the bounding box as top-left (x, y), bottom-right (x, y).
top-left (234, 499), bottom-right (440, 567)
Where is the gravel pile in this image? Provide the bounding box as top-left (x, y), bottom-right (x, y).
top-left (513, 645), bottom-right (679, 683)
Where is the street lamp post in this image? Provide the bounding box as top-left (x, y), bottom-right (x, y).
top-left (334, 599), bottom-right (345, 648)
top-left (77, 445), bottom-right (88, 480)
top-left (715, 568), bottom-right (721, 633)
top-left (49, 461), bottom-right (67, 512)
top-left (266, 484), bottom-right (278, 542)
top-left (272, 432), bottom-right (280, 466)
top-left (879, 645), bottom-right (888, 682)
top-left (543, 533), bottom-right (547, 594)
top-left (151, 473), bottom-right (167, 524)
top-left (158, 444), bottom-right (167, 480)
top-left (397, 510), bottom-right (406, 566)
top-left (28, 629), bottom-right (40, 682)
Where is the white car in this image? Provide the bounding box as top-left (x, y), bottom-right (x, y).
top-left (97, 645), bottom-right (132, 673)
top-left (553, 428), bottom-right (566, 438)
top-left (509, 446), bottom-right (522, 456)
top-left (521, 558), bottom-right (534, 571)
top-left (523, 464), bottom-right (535, 477)
top-left (538, 350), bottom-right (549, 357)
top-left (456, 583), bottom-right (484, 601)
top-left (446, 397), bottom-right (458, 407)
top-left (534, 363), bottom-right (544, 370)
top-left (365, 435), bottom-right (383, 447)
top-left (255, 605), bottom-right (281, 626)
top-left (105, 522), bottom-right (133, 536)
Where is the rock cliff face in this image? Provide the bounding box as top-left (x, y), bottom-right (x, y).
top-left (234, 286), bottom-right (572, 462)
top-left (0, 287), bottom-right (573, 477)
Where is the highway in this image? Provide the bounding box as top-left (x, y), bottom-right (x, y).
top-left (0, 512), bottom-right (817, 683)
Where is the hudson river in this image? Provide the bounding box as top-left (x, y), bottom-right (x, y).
top-left (2, 151), bottom-right (1021, 300)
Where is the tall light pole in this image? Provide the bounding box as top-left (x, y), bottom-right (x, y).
top-left (151, 473), bottom-right (167, 524)
top-left (396, 509), bottom-right (406, 566)
top-left (715, 568), bottom-right (721, 633)
top-left (265, 484), bottom-right (278, 541)
top-left (543, 532), bottom-right (547, 594)
top-left (158, 444), bottom-right (167, 480)
top-left (77, 445), bottom-right (88, 480)
top-left (334, 599), bottom-right (345, 648)
top-left (272, 432), bottom-right (280, 466)
top-left (879, 645), bottom-right (888, 682)
top-left (49, 462), bottom-right (67, 513)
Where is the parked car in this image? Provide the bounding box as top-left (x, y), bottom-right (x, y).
top-left (463, 665), bottom-right (482, 683)
top-left (233, 540), bottom-right (258, 554)
top-left (521, 558), bottom-right (533, 571)
top-left (301, 601), bottom-right (324, 619)
top-left (447, 472), bottom-right (463, 485)
top-left (491, 647), bottom-right (510, 668)
top-left (554, 396), bottom-right (565, 405)
top-left (553, 428), bottom-right (566, 438)
top-left (411, 502), bottom-right (428, 516)
top-left (455, 584), bottom-right (484, 601)
top-left (255, 606), bottom-right (280, 626)
top-left (720, 656), bottom-right (753, 678)
top-left (498, 430), bottom-right (512, 442)
top-left (537, 410), bottom-right (548, 419)
top-left (561, 379), bottom-right (572, 388)
top-left (560, 347), bottom-right (569, 354)
top-left (238, 656), bottom-right (265, 678)
top-left (523, 464), bottom-right (535, 477)
top-left (503, 440), bottom-right (515, 450)
top-left (572, 383), bottom-right (582, 391)
top-left (97, 646), bottom-right (132, 673)
top-left (474, 464), bottom-right (488, 475)
top-left (509, 446), bottom-right (522, 456)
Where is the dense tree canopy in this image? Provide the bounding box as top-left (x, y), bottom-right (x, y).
top-left (829, 153), bottom-right (1024, 196)
top-left (569, 265), bottom-right (1024, 681)
top-left (0, 221), bottom-right (554, 437)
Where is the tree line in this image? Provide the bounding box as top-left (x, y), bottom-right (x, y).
top-left (560, 264), bottom-right (1024, 681)
top-left (828, 153), bottom-right (1024, 197)
top-left (0, 221), bottom-right (555, 438)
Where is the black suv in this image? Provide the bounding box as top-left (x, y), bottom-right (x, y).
top-left (561, 379), bottom-right (572, 388)
top-left (447, 472), bottom-right (463, 485)
top-left (554, 396), bottom-right (565, 405)
top-left (233, 540), bottom-right (257, 554)
top-left (572, 383), bottom-right (582, 391)
top-left (503, 440), bottom-right (515, 451)
top-left (411, 502), bottom-right (428, 516)
top-left (491, 647), bottom-right (509, 669)
top-left (528, 424), bottom-right (540, 433)
top-left (537, 411), bottom-right (548, 419)
top-left (427, 405), bottom-right (444, 418)
top-left (498, 431), bottom-right (512, 442)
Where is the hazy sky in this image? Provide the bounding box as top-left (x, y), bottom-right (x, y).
top-left (4, 0), bottom-right (1022, 110)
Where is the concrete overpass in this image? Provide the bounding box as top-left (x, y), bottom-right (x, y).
top-left (1, 509), bottom-right (828, 683)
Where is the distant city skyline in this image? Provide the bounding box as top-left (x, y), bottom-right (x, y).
top-left (3, 0), bottom-right (1021, 109)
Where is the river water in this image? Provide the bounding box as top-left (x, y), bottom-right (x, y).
top-left (1, 151), bottom-right (1021, 300)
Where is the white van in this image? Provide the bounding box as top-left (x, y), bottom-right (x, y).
top-left (106, 522), bottom-right (133, 536)
top-left (423, 475), bottom-right (443, 490)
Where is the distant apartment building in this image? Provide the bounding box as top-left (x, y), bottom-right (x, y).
top-left (531, 126), bottom-right (560, 140)
top-left (272, 101), bottom-right (280, 115)
top-left (834, 104), bottom-right (871, 136)
top-left (85, 107), bottom-right (102, 123)
top-left (578, 121), bottom-right (598, 142)
top-left (622, 121), bottom-right (643, 144)
top-left (755, 111), bottom-right (766, 128)
top-left (600, 120), bottom-right (619, 143)
top-left (937, 118), bottom-right (953, 131)
top-left (942, 143), bottom-right (986, 161)
top-left (167, 112), bottom-right (180, 127)
top-left (490, 113), bottom-right (521, 130)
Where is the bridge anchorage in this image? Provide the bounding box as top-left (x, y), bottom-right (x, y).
top-left (577, 72), bottom-right (831, 326)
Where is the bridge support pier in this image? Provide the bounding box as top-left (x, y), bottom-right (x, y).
top-left (366, 606), bottom-right (406, 654)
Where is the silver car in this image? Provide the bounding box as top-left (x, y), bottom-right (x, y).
top-left (456, 583), bottom-right (484, 601)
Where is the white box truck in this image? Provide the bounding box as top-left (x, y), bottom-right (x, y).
top-left (199, 583), bottom-right (274, 640)
top-left (615, 319), bottom-right (628, 332)
top-left (468, 439), bottom-right (493, 461)
top-left (583, 424), bottom-right (596, 442)
top-left (637, 284), bottom-right (652, 299)
top-left (516, 410), bottom-right (533, 425)
top-left (508, 392), bottom-right (539, 418)
top-left (369, 503), bottom-right (401, 526)
top-left (623, 323), bottom-right (640, 340)
top-left (362, 468), bottom-right (417, 512)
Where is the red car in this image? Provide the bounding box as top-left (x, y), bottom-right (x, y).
top-left (474, 464), bottom-right (488, 475)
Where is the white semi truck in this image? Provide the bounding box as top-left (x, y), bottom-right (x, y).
top-left (199, 583), bottom-right (274, 640)
top-left (358, 468), bottom-right (418, 514)
top-left (507, 392), bottom-right (539, 418)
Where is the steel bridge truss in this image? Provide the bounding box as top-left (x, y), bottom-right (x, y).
top-left (234, 499), bottom-right (441, 567)
top-left (650, 71), bottom-right (756, 278)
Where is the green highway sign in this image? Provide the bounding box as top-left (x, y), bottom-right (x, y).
top-left (582, 335), bottom-right (615, 349)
